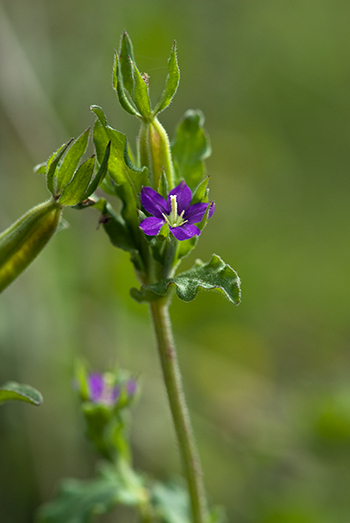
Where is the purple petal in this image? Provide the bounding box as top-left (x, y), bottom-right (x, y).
top-left (141, 186), bottom-right (169, 218)
top-left (184, 202), bottom-right (209, 224)
top-left (167, 181), bottom-right (192, 214)
top-left (88, 373), bottom-right (104, 402)
top-left (170, 223), bottom-right (201, 241)
top-left (126, 379), bottom-right (137, 396)
top-left (139, 216), bottom-right (165, 236)
top-left (208, 201), bottom-right (215, 218)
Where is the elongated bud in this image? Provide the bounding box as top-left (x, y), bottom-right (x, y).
top-left (0, 201), bottom-right (62, 293)
top-left (139, 116), bottom-right (175, 190)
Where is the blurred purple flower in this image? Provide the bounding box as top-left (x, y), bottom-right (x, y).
top-left (139, 180), bottom-right (215, 241)
top-left (88, 373), bottom-right (136, 406)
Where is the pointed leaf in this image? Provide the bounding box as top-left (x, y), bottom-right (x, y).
top-left (46, 140), bottom-right (74, 196)
top-left (56, 128), bottom-right (90, 192)
top-left (153, 42), bottom-right (180, 116)
top-left (130, 254), bottom-right (241, 304)
top-left (0, 382), bottom-right (43, 406)
top-left (58, 156), bottom-right (95, 206)
top-left (171, 110), bottom-right (211, 190)
top-left (112, 51), bottom-right (140, 117)
top-left (83, 142), bottom-right (111, 199)
top-left (130, 59), bottom-right (151, 118)
top-left (33, 162), bottom-right (47, 175)
top-left (119, 30), bottom-right (135, 95)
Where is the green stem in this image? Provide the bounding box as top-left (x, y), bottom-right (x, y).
top-left (149, 299), bottom-right (208, 523)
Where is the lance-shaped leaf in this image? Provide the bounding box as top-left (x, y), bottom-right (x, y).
top-left (57, 156), bottom-right (96, 206)
top-left (171, 110), bottom-right (211, 190)
top-left (56, 128), bottom-right (90, 192)
top-left (130, 59), bottom-right (152, 118)
top-left (91, 105), bottom-right (148, 232)
top-left (0, 382), bottom-right (43, 406)
top-left (113, 50), bottom-right (140, 117)
top-left (153, 42), bottom-right (180, 117)
top-left (0, 201), bottom-right (62, 293)
top-left (130, 254), bottom-right (241, 304)
top-left (119, 30), bottom-right (135, 94)
top-left (36, 463), bottom-right (148, 523)
top-left (46, 140), bottom-right (74, 196)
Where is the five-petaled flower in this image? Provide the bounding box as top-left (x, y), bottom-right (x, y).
top-left (139, 180), bottom-right (215, 241)
top-left (88, 373), bottom-right (136, 406)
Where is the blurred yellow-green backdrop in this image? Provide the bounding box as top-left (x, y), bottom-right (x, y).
top-left (1, 1), bottom-right (349, 522)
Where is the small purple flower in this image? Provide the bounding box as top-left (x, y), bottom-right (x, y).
top-left (88, 373), bottom-right (137, 406)
top-left (139, 180), bottom-right (215, 241)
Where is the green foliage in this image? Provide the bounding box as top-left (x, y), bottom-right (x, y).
top-left (36, 462), bottom-right (147, 523)
top-left (151, 481), bottom-right (190, 523)
top-left (130, 254), bottom-right (241, 304)
top-left (153, 42), bottom-right (180, 117)
top-left (0, 200), bottom-right (62, 293)
top-left (171, 110), bottom-right (211, 190)
top-left (56, 128), bottom-right (90, 192)
top-left (0, 381), bottom-right (43, 406)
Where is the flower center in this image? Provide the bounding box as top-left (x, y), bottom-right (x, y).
top-left (162, 195), bottom-right (187, 228)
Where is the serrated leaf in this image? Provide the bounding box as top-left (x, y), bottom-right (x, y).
top-left (0, 381), bottom-right (43, 406)
top-left (153, 42), bottom-right (180, 116)
top-left (151, 481), bottom-right (190, 523)
top-left (46, 139), bottom-right (74, 196)
top-left (36, 463), bottom-right (147, 523)
top-left (56, 128), bottom-right (90, 192)
top-left (130, 59), bottom-right (152, 118)
top-left (171, 110), bottom-right (211, 190)
top-left (130, 254), bottom-right (241, 304)
top-left (58, 156), bottom-right (95, 206)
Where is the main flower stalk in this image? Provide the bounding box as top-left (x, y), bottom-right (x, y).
top-left (149, 298), bottom-right (209, 523)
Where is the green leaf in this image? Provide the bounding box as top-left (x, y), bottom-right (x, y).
top-left (46, 139), bottom-right (74, 196)
top-left (119, 30), bottom-right (135, 95)
top-left (33, 162), bottom-right (47, 175)
top-left (157, 169), bottom-right (169, 199)
top-left (171, 110), bottom-right (211, 190)
top-left (36, 463), bottom-right (145, 523)
top-left (91, 105), bottom-right (148, 232)
top-left (82, 142), bottom-right (111, 199)
top-left (130, 254), bottom-right (241, 304)
top-left (58, 156), bottom-right (95, 206)
top-left (0, 381), bottom-right (43, 406)
top-left (112, 50), bottom-right (140, 117)
top-left (130, 59), bottom-right (152, 118)
top-left (151, 481), bottom-right (190, 523)
top-left (56, 128), bottom-right (90, 192)
top-left (191, 176), bottom-right (210, 204)
top-left (153, 42), bottom-right (180, 116)
top-left (0, 201), bottom-right (62, 293)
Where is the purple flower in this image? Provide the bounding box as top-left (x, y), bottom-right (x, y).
top-left (139, 180), bottom-right (215, 241)
top-left (88, 373), bottom-right (136, 406)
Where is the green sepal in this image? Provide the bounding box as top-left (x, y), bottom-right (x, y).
top-left (113, 50), bottom-right (141, 117)
top-left (192, 176), bottom-right (210, 204)
top-left (57, 156), bottom-right (95, 206)
top-left (119, 30), bottom-right (136, 95)
top-left (36, 462), bottom-right (147, 523)
top-left (171, 110), bottom-right (211, 190)
top-left (130, 59), bottom-right (152, 118)
top-left (130, 254), bottom-right (241, 304)
top-left (0, 201), bottom-right (62, 293)
top-left (0, 381), bottom-right (43, 406)
top-left (33, 162), bottom-right (47, 175)
top-left (91, 105), bottom-right (149, 232)
top-left (157, 169), bottom-right (169, 199)
top-left (46, 139), bottom-right (74, 196)
top-left (82, 142), bottom-right (111, 200)
top-left (56, 128), bottom-right (90, 192)
top-left (153, 42), bottom-right (180, 117)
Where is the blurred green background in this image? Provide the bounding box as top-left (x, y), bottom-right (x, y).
top-left (0, 0), bottom-right (349, 521)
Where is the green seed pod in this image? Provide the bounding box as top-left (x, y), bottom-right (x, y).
top-left (0, 200), bottom-right (62, 293)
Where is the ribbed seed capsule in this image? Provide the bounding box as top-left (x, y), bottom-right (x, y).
top-left (0, 200), bottom-right (62, 293)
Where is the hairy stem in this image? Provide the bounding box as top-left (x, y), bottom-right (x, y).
top-left (149, 299), bottom-right (208, 523)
